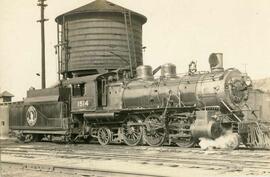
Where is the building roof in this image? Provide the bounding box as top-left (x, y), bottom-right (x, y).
top-left (55, 0), bottom-right (147, 24)
top-left (0, 91), bottom-right (14, 98)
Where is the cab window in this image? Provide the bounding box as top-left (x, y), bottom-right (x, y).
top-left (72, 83), bottom-right (85, 97)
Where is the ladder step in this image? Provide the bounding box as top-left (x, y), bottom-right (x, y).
top-left (123, 10), bottom-right (137, 71)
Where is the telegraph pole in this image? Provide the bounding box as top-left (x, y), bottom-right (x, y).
top-left (37, 0), bottom-right (48, 89)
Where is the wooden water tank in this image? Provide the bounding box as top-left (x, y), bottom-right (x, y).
top-left (56, 0), bottom-right (147, 77)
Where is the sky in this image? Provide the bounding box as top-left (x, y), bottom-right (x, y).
top-left (1, 0), bottom-right (270, 101)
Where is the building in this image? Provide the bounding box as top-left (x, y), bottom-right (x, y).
top-left (0, 105), bottom-right (9, 139)
top-left (0, 91), bottom-right (14, 139)
top-left (0, 91), bottom-right (14, 103)
top-left (246, 89), bottom-right (270, 121)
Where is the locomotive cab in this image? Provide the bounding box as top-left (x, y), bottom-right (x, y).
top-left (65, 69), bottom-right (129, 113)
top-left (65, 75), bottom-right (98, 113)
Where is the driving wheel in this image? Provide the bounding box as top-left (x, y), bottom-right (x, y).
top-left (122, 115), bottom-right (143, 146)
top-left (144, 114), bottom-right (166, 147)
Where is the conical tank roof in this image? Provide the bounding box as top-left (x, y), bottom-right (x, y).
top-left (56, 0), bottom-right (147, 24)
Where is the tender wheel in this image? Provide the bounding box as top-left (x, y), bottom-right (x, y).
top-left (122, 115), bottom-right (143, 146)
top-left (24, 134), bottom-right (34, 143)
top-left (144, 114), bottom-right (166, 147)
top-left (33, 134), bottom-right (43, 142)
top-left (17, 134), bottom-right (26, 142)
top-left (97, 127), bottom-right (111, 146)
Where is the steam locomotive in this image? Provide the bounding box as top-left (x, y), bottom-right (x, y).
top-left (9, 53), bottom-right (254, 147)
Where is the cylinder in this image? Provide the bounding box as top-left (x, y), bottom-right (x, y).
top-left (136, 65), bottom-right (154, 80)
top-left (160, 63), bottom-right (177, 78)
top-left (191, 121), bottom-right (222, 139)
top-left (0, 105), bottom-right (9, 139)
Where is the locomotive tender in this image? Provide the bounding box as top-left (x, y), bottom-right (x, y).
top-left (10, 53), bottom-right (253, 147)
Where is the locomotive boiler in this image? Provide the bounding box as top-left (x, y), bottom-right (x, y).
top-left (123, 53), bottom-right (250, 114)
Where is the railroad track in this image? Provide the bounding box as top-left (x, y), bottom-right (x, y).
top-left (3, 150), bottom-right (270, 171)
top-left (1, 161), bottom-right (160, 177)
top-left (1, 143), bottom-right (270, 176)
top-left (2, 141), bottom-right (270, 156)
top-left (2, 142), bottom-right (270, 161)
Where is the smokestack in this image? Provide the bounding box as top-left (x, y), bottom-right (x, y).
top-left (209, 53), bottom-right (224, 72)
top-left (37, 0), bottom-right (48, 89)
